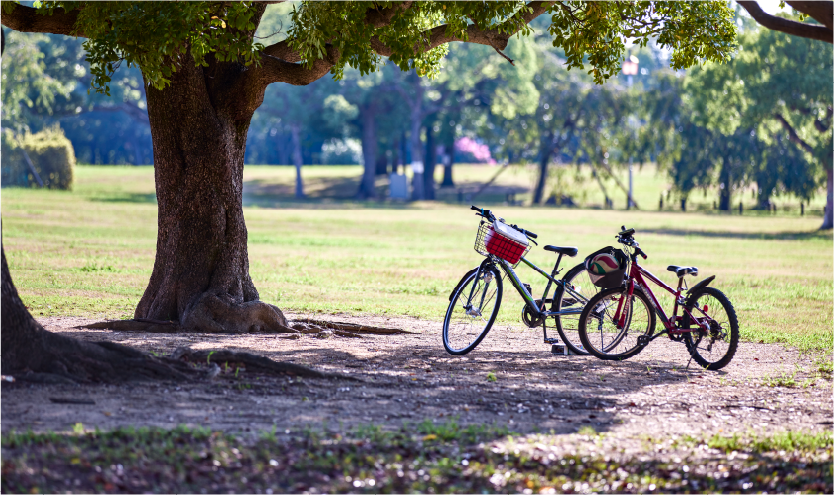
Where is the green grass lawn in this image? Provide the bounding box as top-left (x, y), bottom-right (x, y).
top-left (2, 165), bottom-right (831, 352)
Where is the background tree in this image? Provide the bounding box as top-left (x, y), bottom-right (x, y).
top-left (737, 0), bottom-right (834, 229)
top-left (1, 1), bottom-right (738, 379)
top-left (686, 18), bottom-right (832, 223)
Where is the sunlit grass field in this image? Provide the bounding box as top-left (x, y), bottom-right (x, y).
top-left (2, 165), bottom-right (831, 352)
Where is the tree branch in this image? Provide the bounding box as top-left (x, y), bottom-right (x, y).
top-left (785, 1), bottom-right (833, 30)
top-left (261, 40), bottom-right (301, 63)
top-left (364, 1), bottom-right (414, 28)
top-left (737, 1), bottom-right (832, 43)
top-left (371, 1), bottom-right (554, 57)
top-left (774, 113), bottom-right (815, 154)
top-left (258, 43), bottom-right (340, 86)
top-left (0, 3), bottom-right (83, 37)
top-left (256, 1), bottom-right (553, 88)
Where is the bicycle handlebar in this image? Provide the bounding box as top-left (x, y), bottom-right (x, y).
top-left (615, 225), bottom-right (647, 259)
top-left (471, 205), bottom-right (537, 240)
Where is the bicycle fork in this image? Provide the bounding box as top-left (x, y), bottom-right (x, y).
top-left (464, 260), bottom-right (496, 317)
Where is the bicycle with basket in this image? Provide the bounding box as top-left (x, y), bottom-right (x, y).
top-left (442, 206), bottom-right (599, 356)
top-left (577, 226), bottom-right (740, 370)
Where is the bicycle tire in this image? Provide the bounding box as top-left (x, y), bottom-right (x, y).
top-left (683, 287), bottom-right (739, 370)
top-left (578, 286), bottom-right (656, 360)
top-left (551, 262), bottom-right (598, 355)
top-left (443, 265), bottom-right (503, 355)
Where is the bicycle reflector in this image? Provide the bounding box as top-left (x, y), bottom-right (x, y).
top-left (484, 221), bottom-right (529, 265)
top-left (584, 246), bottom-right (628, 288)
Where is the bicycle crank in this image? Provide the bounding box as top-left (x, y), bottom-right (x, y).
top-left (521, 304), bottom-right (544, 328)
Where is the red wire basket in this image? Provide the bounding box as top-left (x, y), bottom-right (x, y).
top-left (474, 221), bottom-right (530, 267)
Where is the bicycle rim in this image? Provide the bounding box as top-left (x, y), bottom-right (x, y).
top-left (581, 288), bottom-right (654, 359)
top-left (684, 288), bottom-right (739, 370)
top-left (443, 267), bottom-right (502, 354)
top-left (553, 263), bottom-right (599, 355)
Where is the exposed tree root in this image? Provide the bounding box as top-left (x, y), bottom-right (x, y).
top-left (180, 294), bottom-right (293, 334)
top-left (292, 318), bottom-right (413, 335)
top-left (78, 316), bottom-right (409, 339)
top-left (4, 334), bottom-right (353, 385)
top-left (4, 330), bottom-right (206, 385)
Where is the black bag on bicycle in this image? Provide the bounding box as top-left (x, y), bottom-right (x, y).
top-left (584, 246), bottom-right (628, 288)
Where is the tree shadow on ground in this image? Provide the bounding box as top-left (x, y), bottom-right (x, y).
top-left (17, 328), bottom-right (702, 437)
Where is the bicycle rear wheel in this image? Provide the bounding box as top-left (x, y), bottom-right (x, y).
top-left (683, 287), bottom-right (739, 370)
top-left (443, 265), bottom-right (503, 355)
top-left (578, 286), bottom-right (656, 360)
top-left (551, 262), bottom-right (598, 355)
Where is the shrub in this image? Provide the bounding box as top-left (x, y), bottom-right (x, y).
top-left (19, 126), bottom-right (76, 190)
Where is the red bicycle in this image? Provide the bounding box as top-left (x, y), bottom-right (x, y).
top-left (577, 227), bottom-right (739, 370)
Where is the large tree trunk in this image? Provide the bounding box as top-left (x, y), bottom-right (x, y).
top-left (134, 57), bottom-right (289, 333)
top-left (357, 102), bottom-right (378, 199)
top-left (822, 167), bottom-right (833, 229)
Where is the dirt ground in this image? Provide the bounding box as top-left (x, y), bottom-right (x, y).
top-left (2, 313), bottom-right (831, 440)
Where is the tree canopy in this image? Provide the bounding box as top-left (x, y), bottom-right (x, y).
top-left (5, 1), bottom-right (738, 92)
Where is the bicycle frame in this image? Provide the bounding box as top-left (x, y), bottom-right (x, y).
top-left (612, 256), bottom-right (711, 339)
top-left (469, 253), bottom-right (588, 319)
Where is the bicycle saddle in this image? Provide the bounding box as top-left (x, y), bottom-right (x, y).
top-left (667, 265), bottom-right (698, 277)
top-left (544, 245), bottom-right (578, 257)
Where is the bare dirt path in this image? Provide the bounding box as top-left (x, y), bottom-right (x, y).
top-left (2, 314), bottom-right (831, 439)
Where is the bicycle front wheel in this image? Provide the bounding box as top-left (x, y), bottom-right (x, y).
top-left (683, 287), bottom-right (739, 370)
top-left (443, 265), bottom-right (503, 355)
top-left (552, 262), bottom-right (599, 355)
top-left (578, 286), bottom-right (656, 360)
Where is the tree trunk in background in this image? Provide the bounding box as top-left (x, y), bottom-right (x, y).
top-left (409, 115), bottom-right (425, 200)
top-left (423, 116), bottom-right (437, 200)
top-left (718, 160), bottom-right (731, 211)
top-left (134, 55), bottom-right (289, 333)
top-left (290, 123), bottom-right (305, 199)
top-left (533, 132), bottom-right (554, 205)
top-left (441, 119), bottom-right (456, 188)
top-left (357, 102), bottom-right (378, 199)
top-left (822, 167), bottom-right (833, 229)
top-left (277, 132), bottom-right (291, 166)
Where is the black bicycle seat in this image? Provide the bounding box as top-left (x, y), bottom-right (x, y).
top-left (544, 245), bottom-right (578, 257)
top-left (667, 265), bottom-right (698, 277)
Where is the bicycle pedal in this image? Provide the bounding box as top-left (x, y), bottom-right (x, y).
top-left (637, 335), bottom-right (651, 347)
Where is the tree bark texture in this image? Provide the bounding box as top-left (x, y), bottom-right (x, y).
top-left (134, 53), bottom-right (289, 333)
top-left (357, 102), bottom-right (378, 199)
top-left (823, 167), bottom-right (833, 229)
